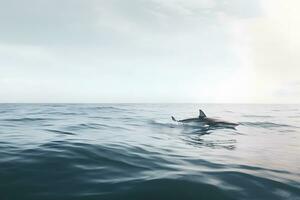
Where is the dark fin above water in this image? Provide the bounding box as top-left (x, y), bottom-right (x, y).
top-left (171, 116), bottom-right (177, 122)
top-left (199, 109), bottom-right (207, 118)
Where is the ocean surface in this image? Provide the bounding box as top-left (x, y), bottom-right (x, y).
top-left (0, 104), bottom-right (300, 200)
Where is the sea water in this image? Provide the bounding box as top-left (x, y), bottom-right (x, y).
top-left (0, 104), bottom-right (299, 200)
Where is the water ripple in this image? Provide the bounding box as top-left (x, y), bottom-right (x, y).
top-left (0, 104), bottom-right (299, 200)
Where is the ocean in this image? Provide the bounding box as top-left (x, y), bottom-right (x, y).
top-left (0, 104), bottom-right (299, 200)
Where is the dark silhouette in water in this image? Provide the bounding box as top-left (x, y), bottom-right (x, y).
top-left (172, 109), bottom-right (239, 128)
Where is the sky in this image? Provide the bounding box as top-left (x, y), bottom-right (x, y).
top-left (0, 0), bottom-right (299, 103)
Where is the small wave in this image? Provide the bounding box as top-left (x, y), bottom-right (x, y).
top-left (233, 164), bottom-right (293, 174)
top-left (45, 129), bottom-right (76, 136)
top-left (225, 110), bottom-right (234, 113)
top-left (243, 115), bottom-right (273, 118)
top-left (288, 115), bottom-right (300, 118)
top-left (22, 141), bottom-right (158, 172)
top-left (204, 171), bottom-right (300, 200)
top-left (147, 119), bottom-right (177, 128)
top-left (96, 106), bottom-right (129, 112)
top-left (93, 178), bottom-right (235, 200)
top-left (0, 110), bottom-right (8, 114)
top-left (47, 111), bottom-right (82, 116)
top-left (89, 116), bottom-right (113, 120)
top-left (66, 123), bottom-right (130, 131)
top-left (3, 117), bottom-right (55, 122)
top-left (240, 122), bottom-right (294, 128)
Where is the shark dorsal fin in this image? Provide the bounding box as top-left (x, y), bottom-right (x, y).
top-left (199, 109), bottom-right (206, 118)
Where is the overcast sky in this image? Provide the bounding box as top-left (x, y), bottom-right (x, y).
top-left (0, 0), bottom-right (299, 103)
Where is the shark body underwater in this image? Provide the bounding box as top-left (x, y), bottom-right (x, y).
top-left (171, 109), bottom-right (239, 128)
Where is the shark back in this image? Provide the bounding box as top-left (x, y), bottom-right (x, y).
top-left (179, 117), bottom-right (203, 123)
top-left (204, 117), bottom-right (239, 127)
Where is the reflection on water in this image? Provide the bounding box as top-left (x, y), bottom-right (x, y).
top-left (186, 136), bottom-right (236, 150)
top-left (176, 123), bottom-right (238, 150)
top-left (0, 104), bottom-right (300, 200)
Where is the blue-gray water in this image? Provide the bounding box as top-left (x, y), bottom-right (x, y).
top-left (0, 104), bottom-right (300, 200)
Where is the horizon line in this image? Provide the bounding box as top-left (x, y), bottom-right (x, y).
top-left (0, 102), bottom-right (299, 105)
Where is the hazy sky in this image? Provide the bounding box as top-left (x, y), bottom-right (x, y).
top-left (0, 0), bottom-right (299, 103)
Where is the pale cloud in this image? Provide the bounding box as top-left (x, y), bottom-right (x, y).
top-left (216, 0), bottom-right (300, 103)
top-left (1, 0), bottom-right (297, 103)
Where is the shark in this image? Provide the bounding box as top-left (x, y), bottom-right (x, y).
top-left (171, 109), bottom-right (239, 128)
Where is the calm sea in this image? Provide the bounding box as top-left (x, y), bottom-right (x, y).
top-left (0, 104), bottom-right (300, 200)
